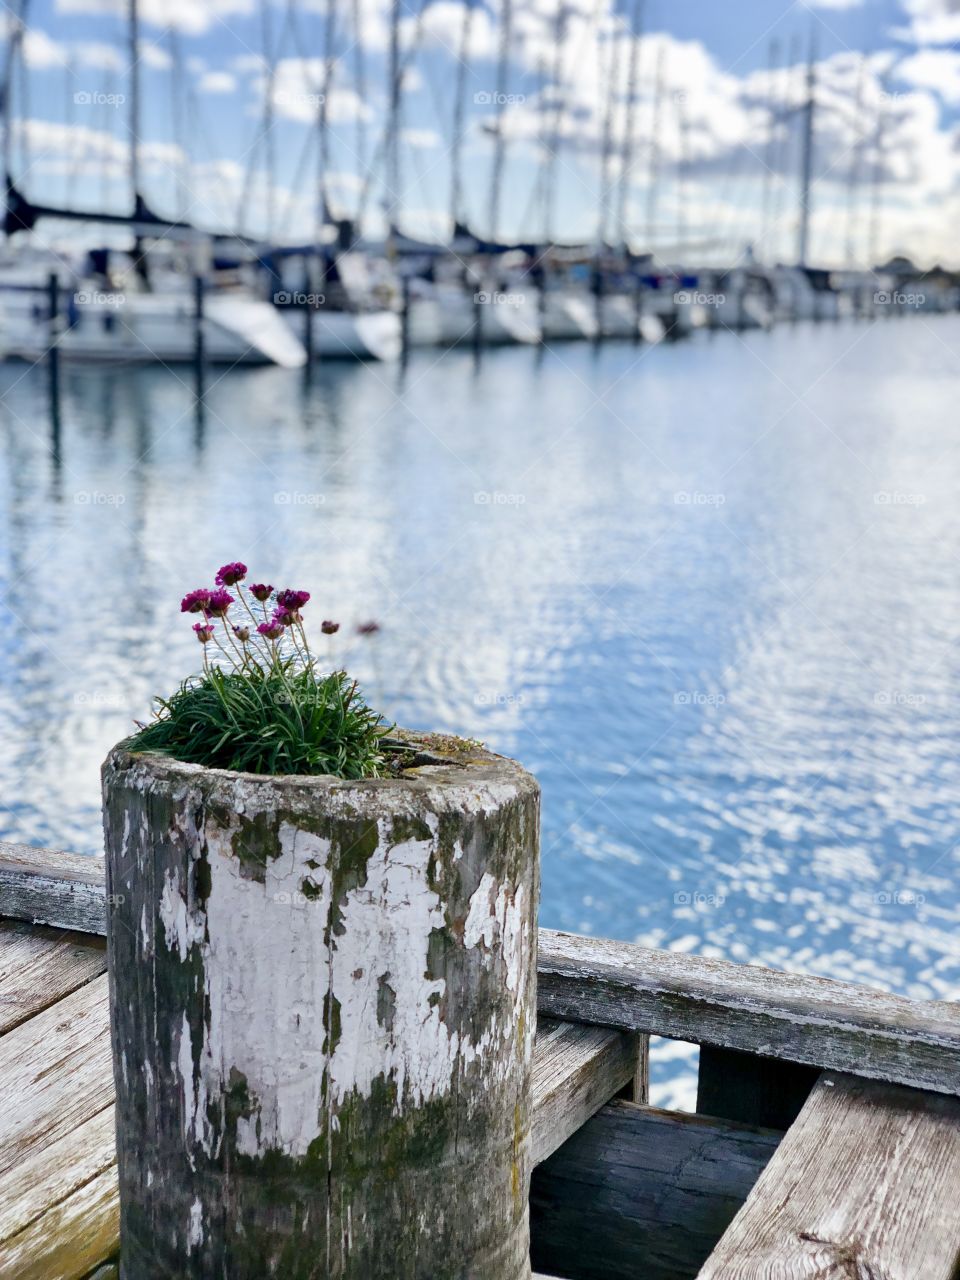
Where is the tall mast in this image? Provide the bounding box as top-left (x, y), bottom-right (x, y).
top-left (167, 31), bottom-right (187, 219)
top-left (675, 90), bottom-right (688, 262)
top-left (449, 0), bottom-right (474, 231)
top-left (844, 54), bottom-right (865, 267)
top-left (385, 0), bottom-right (402, 248)
top-left (769, 33), bottom-right (800, 264)
top-left (1, 0), bottom-right (27, 195)
top-left (796, 28), bottom-right (816, 268)
top-left (644, 41), bottom-right (665, 258)
top-left (596, 10), bottom-right (622, 248)
top-left (237, 0), bottom-right (278, 240)
top-left (261, 0), bottom-right (276, 239)
top-left (615, 0), bottom-right (644, 250)
top-left (759, 38), bottom-right (779, 261)
top-left (542, 0), bottom-right (567, 245)
top-left (317, 0), bottom-right (337, 228)
top-left (352, 0), bottom-right (366, 231)
top-left (128, 0), bottom-right (141, 209)
top-left (868, 87), bottom-right (886, 268)
top-left (488, 0), bottom-right (512, 242)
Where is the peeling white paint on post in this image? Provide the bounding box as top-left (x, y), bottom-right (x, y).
top-left (102, 736), bottom-right (540, 1279)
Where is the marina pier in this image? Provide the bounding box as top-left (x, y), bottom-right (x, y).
top-left (3, 840), bottom-right (960, 1278)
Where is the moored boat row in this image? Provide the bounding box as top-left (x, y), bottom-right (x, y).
top-left (0, 239), bottom-right (952, 368)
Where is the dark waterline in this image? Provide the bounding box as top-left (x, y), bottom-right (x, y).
top-left (3, 318), bottom-right (959, 1103)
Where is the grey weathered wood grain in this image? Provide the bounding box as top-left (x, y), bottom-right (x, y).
top-left (0, 919), bottom-right (106, 1035)
top-left (0, 974), bottom-right (113, 1177)
top-left (531, 1019), bottom-right (636, 1164)
top-left (530, 1099), bottom-right (781, 1280)
top-left (0, 1104), bottom-right (116, 1246)
top-left (0, 1011), bottom-right (625, 1280)
top-left (538, 928), bottom-right (960, 1094)
top-left (0, 1161), bottom-right (119, 1280)
top-left (103, 745), bottom-right (542, 1280)
top-left (698, 1072), bottom-right (960, 1279)
top-left (7, 850), bottom-right (960, 1093)
top-left (631, 1031), bottom-right (650, 1103)
top-left (0, 843), bottom-right (106, 935)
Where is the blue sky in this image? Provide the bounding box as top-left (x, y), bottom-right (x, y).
top-left (5, 0), bottom-right (960, 266)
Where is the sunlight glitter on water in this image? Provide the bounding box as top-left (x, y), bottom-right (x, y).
top-left (2, 318), bottom-right (960, 1100)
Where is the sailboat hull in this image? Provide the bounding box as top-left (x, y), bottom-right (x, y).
top-left (302, 310), bottom-right (402, 361)
top-left (0, 288), bottom-right (307, 367)
top-left (540, 292), bottom-right (598, 341)
top-left (405, 285), bottom-right (541, 347)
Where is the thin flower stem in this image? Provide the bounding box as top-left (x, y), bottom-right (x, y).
top-left (218, 617), bottom-right (247, 666)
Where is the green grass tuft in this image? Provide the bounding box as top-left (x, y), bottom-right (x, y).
top-left (127, 663), bottom-right (390, 779)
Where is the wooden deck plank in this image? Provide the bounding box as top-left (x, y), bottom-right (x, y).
top-left (698, 1072), bottom-right (960, 1279)
top-left (531, 1100), bottom-right (781, 1280)
top-left (0, 919), bottom-right (106, 1035)
top-left (0, 974), bottom-right (113, 1178)
top-left (531, 1018), bottom-right (637, 1164)
top-left (538, 928), bottom-right (960, 1094)
top-left (0, 1164), bottom-right (119, 1280)
top-left (0, 1105), bottom-right (116, 1245)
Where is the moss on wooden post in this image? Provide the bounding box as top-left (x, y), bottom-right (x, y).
top-left (102, 738), bottom-right (539, 1279)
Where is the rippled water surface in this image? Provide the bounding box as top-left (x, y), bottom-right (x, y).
top-left (3, 318), bottom-right (960, 1103)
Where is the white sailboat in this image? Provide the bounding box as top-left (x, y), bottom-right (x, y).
top-left (274, 252), bottom-right (401, 361)
top-left (540, 290), bottom-right (598, 341)
top-left (404, 278), bottom-right (540, 347)
top-left (0, 255), bottom-right (306, 367)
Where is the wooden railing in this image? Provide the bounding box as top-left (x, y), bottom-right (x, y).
top-left (4, 839), bottom-right (960, 1280)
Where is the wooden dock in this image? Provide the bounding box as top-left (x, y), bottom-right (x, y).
top-left (3, 840), bottom-right (960, 1278)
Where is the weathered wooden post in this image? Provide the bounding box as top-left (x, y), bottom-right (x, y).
top-left (102, 737), bottom-right (539, 1279)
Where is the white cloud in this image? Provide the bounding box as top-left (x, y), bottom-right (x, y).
top-left (138, 40), bottom-right (172, 71)
top-left (894, 0), bottom-right (960, 44)
top-left (895, 48), bottom-right (960, 103)
top-left (22, 30), bottom-right (68, 69)
top-left (264, 60), bottom-right (373, 125)
top-left (298, 0), bottom-right (390, 50)
top-left (411, 2), bottom-right (497, 60)
top-left (20, 30), bottom-right (158, 74)
top-left (231, 54), bottom-right (265, 75)
top-left (326, 87), bottom-right (374, 125)
top-left (75, 42), bottom-right (125, 72)
top-left (401, 127), bottom-right (442, 149)
top-left (55, 0), bottom-right (254, 36)
top-left (198, 70), bottom-right (238, 95)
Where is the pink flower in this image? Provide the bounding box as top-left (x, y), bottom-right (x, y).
top-left (258, 620), bottom-right (284, 641)
top-left (206, 590), bottom-right (234, 617)
top-left (193, 622), bottom-right (215, 643)
top-left (181, 589), bottom-right (212, 614)
top-left (321, 620), bottom-right (340, 635)
top-left (249, 583), bottom-right (273, 602)
top-left (215, 562), bottom-right (247, 587)
top-left (276, 589), bottom-right (310, 612)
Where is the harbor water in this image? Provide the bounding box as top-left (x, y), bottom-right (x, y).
top-left (2, 316), bottom-right (959, 1104)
